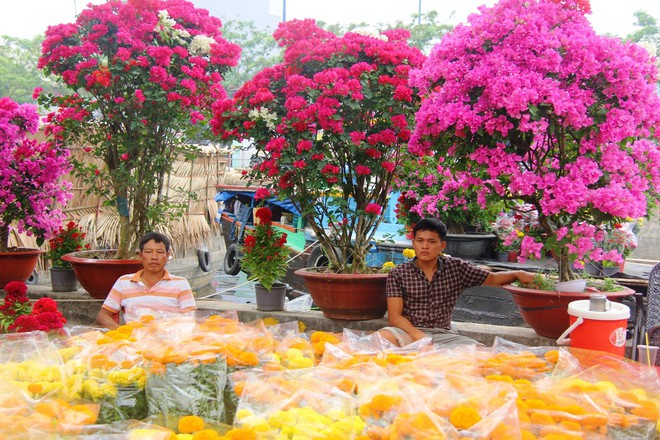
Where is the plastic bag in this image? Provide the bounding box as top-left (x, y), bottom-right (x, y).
top-left (284, 294), bottom-right (313, 312)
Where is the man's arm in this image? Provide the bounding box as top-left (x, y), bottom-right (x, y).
top-left (387, 297), bottom-right (427, 341)
top-left (483, 270), bottom-right (535, 287)
top-left (96, 307), bottom-right (119, 329)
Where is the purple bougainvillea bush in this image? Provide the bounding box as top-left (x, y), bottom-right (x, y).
top-left (409, 0), bottom-right (660, 281)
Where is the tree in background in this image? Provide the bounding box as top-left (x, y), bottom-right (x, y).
top-left (627, 11), bottom-right (660, 61)
top-left (218, 20), bottom-right (281, 97)
top-left (0, 36), bottom-right (65, 103)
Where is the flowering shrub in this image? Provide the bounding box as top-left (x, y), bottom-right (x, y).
top-left (0, 97), bottom-right (72, 252)
top-left (46, 221), bottom-right (91, 269)
top-left (409, 0), bottom-right (660, 281)
top-left (240, 207), bottom-right (289, 290)
top-left (213, 20), bottom-right (425, 273)
top-left (38, 0), bottom-right (240, 258)
top-left (395, 155), bottom-right (501, 233)
top-left (0, 281), bottom-right (67, 333)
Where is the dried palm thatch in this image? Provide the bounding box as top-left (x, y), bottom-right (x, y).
top-left (11, 143), bottom-right (230, 260)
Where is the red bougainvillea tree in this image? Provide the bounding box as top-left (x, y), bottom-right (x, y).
top-left (409, 0), bottom-right (660, 281)
top-left (38, 0), bottom-right (240, 258)
top-left (212, 20), bottom-right (425, 272)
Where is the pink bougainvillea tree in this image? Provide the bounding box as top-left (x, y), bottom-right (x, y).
top-left (409, 0), bottom-right (660, 281)
top-left (212, 20), bottom-right (425, 272)
top-left (38, 0), bottom-right (240, 258)
top-left (0, 97), bottom-right (72, 252)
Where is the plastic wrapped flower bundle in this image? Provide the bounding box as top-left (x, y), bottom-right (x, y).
top-left (1, 313), bottom-right (659, 438)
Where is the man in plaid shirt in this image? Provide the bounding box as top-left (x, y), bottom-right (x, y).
top-left (380, 218), bottom-right (535, 347)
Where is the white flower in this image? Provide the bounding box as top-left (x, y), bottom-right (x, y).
top-left (351, 27), bottom-right (388, 42)
top-left (189, 35), bottom-right (215, 55)
top-left (249, 107), bottom-right (277, 130)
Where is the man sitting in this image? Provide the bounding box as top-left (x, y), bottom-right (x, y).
top-left (96, 232), bottom-right (197, 329)
top-left (380, 218), bottom-right (535, 347)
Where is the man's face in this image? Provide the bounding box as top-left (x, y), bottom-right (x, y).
top-left (139, 239), bottom-right (169, 274)
top-left (412, 230), bottom-right (446, 264)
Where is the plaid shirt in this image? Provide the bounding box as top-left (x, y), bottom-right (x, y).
top-left (386, 256), bottom-right (489, 329)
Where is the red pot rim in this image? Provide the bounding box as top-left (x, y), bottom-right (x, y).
top-left (501, 283), bottom-right (634, 298)
top-left (294, 268), bottom-right (388, 280)
top-left (0, 248), bottom-right (46, 255)
top-left (62, 249), bottom-right (140, 265)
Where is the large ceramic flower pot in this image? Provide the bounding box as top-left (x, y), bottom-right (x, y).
top-left (294, 268), bottom-right (387, 320)
top-left (254, 282), bottom-right (288, 311)
top-left (0, 248), bottom-right (46, 290)
top-left (501, 284), bottom-right (634, 339)
top-left (62, 250), bottom-right (143, 299)
top-left (444, 233), bottom-right (495, 259)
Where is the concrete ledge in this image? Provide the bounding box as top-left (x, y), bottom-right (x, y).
top-left (23, 287), bottom-right (555, 348)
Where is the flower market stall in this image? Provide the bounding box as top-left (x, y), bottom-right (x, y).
top-left (0, 312), bottom-right (658, 439)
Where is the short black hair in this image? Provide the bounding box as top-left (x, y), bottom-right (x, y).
top-left (413, 218), bottom-right (447, 240)
top-left (138, 232), bottom-right (171, 252)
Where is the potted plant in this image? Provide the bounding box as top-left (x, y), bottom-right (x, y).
top-left (0, 97), bottom-right (72, 289)
top-left (46, 221), bottom-right (90, 291)
top-left (37, 0), bottom-right (240, 261)
top-left (240, 207), bottom-right (289, 311)
top-left (212, 20), bottom-right (425, 319)
top-left (408, 0), bottom-right (660, 283)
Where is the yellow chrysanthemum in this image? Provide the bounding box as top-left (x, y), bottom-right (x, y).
top-left (262, 317), bottom-right (279, 326)
top-left (178, 415), bottom-right (205, 433)
top-left (449, 405), bottom-right (482, 430)
top-left (402, 248), bottom-right (416, 259)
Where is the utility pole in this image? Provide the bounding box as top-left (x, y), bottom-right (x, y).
top-left (418, 0), bottom-right (422, 25)
top-left (283, 0), bottom-right (287, 22)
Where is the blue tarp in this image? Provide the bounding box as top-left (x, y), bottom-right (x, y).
top-left (214, 190), bottom-right (300, 216)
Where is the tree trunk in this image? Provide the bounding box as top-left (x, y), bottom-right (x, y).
top-left (557, 249), bottom-right (578, 282)
top-left (0, 224), bottom-right (8, 252)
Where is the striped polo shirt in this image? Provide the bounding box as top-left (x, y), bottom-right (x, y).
top-left (102, 269), bottom-right (197, 315)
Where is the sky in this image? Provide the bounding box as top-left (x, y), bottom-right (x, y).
top-left (2, 0), bottom-right (660, 40)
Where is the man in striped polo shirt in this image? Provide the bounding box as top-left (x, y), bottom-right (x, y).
top-left (96, 232), bottom-right (197, 329)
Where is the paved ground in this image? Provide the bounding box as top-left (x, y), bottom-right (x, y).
top-left (633, 211), bottom-right (660, 261)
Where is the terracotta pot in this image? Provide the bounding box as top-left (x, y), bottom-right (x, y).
top-left (254, 282), bottom-right (288, 311)
top-left (294, 268), bottom-right (387, 320)
top-left (507, 251), bottom-right (519, 263)
top-left (501, 284), bottom-right (634, 339)
top-left (0, 248), bottom-right (46, 289)
top-left (50, 268), bottom-right (79, 292)
top-left (62, 250), bottom-right (143, 299)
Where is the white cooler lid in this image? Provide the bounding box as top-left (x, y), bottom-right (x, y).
top-left (567, 300), bottom-right (630, 321)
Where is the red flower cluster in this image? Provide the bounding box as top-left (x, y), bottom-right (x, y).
top-left (47, 221), bottom-right (90, 269)
top-left (0, 282), bottom-right (67, 333)
top-left (254, 207), bottom-right (273, 225)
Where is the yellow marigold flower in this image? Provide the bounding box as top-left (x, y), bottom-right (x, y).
top-left (129, 428), bottom-right (173, 440)
top-left (177, 435), bottom-right (194, 440)
top-left (298, 321), bottom-right (306, 332)
top-left (402, 248), bottom-right (416, 259)
top-left (262, 317), bottom-right (279, 326)
top-left (268, 410), bottom-right (296, 428)
top-left (235, 409), bottom-right (254, 421)
top-left (516, 230), bottom-right (524, 238)
top-left (225, 428), bottom-right (257, 440)
top-left (529, 412), bottom-right (555, 425)
top-left (284, 348), bottom-right (303, 360)
top-left (521, 429), bottom-right (537, 440)
top-left (631, 400), bottom-right (659, 420)
top-left (287, 357), bottom-right (314, 369)
top-left (179, 415), bottom-right (205, 433)
top-left (382, 261), bottom-right (395, 271)
top-left (192, 429), bottom-right (222, 440)
top-left (544, 350), bottom-right (559, 364)
top-left (449, 405), bottom-right (482, 430)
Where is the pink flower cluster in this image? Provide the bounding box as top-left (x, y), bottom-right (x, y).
top-left (0, 97), bottom-right (72, 249)
top-left (408, 0), bottom-right (660, 275)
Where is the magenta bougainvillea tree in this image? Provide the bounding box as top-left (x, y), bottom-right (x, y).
top-left (409, 0), bottom-right (660, 281)
top-left (0, 97), bottom-right (72, 252)
top-left (38, 0), bottom-right (240, 258)
top-left (212, 20), bottom-right (425, 272)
